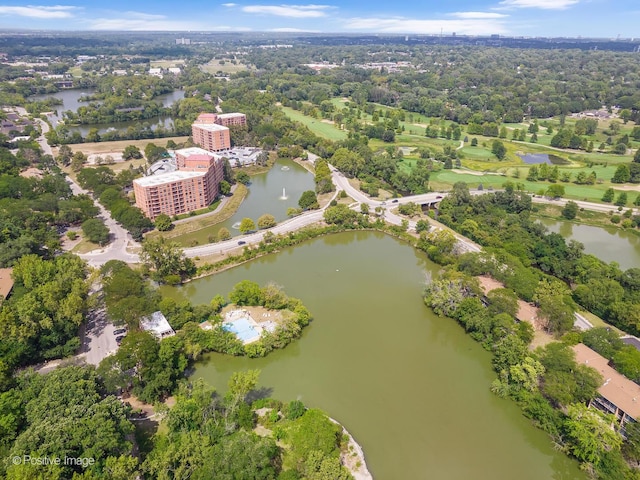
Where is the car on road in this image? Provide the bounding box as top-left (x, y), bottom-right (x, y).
top-left (113, 328), bottom-right (127, 336)
top-left (115, 335), bottom-right (126, 345)
top-left (238, 241), bottom-right (246, 245)
top-left (391, 199), bottom-right (399, 203)
top-left (436, 195), bottom-right (443, 199)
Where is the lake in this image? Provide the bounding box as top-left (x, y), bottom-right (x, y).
top-left (162, 231), bottom-right (584, 479)
top-left (171, 157), bottom-right (316, 245)
top-left (519, 153), bottom-right (569, 165)
top-left (31, 88), bottom-right (184, 135)
top-left (538, 217), bottom-right (640, 270)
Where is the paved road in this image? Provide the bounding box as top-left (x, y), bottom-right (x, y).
top-left (531, 195), bottom-right (638, 215)
top-left (21, 107), bottom-right (141, 266)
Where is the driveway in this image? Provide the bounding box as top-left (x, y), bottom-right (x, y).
top-left (77, 307), bottom-right (119, 366)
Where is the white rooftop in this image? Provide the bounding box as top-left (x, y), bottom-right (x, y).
top-left (134, 170), bottom-right (205, 187)
top-left (174, 147), bottom-right (214, 157)
top-left (217, 112), bottom-right (245, 118)
top-left (193, 123), bottom-right (228, 132)
top-left (140, 311), bottom-right (175, 339)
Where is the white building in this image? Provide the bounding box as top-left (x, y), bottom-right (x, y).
top-left (140, 311), bottom-right (175, 339)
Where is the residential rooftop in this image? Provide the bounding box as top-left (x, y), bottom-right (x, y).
top-left (573, 343), bottom-right (640, 420)
top-left (134, 170), bottom-right (205, 187)
top-left (192, 123), bottom-right (228, 132)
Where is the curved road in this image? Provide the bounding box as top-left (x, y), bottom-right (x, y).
top-left (25, 106), bottom-right (633, 265)
top-left (25, 108), bottom-right (140, 266)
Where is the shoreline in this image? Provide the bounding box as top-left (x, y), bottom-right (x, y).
top-left (328, 416), bottom-right (374, 480)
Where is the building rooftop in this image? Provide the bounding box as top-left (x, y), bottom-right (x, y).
top-left (174, 147), bottom-right (213, 157)
top-left (140, 311), bottom-right (175, 339)
top-left (217, 112), bottom-right (245, 118)
top-left (0, 267), bottom-right (13, 301)
top-left (193, 123), bottom-right (228, 132)
top-left (573, 343), bottom-right (640, 419)
top-left (134, 170), bottom-right (205, 187)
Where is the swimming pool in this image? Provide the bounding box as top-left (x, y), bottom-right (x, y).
top-left (222, 317), bottom-right (261, 343)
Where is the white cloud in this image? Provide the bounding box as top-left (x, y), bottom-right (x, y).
top-left (242, 4), bottom-right (333, 18)
top-left (221, 3), bottom-right (237, 6)
top-left (499, 0), bottom-right (579, 9)
top-left (451, 12), bottom-right (509, 19)
top-left (0, 5), bottom-right (77, 19)
top-left (90, 12), bottom-right (204, 31)
top-left (270, 27), bottom-right (320, 32)
top-left (345, 17), bottom-right (508, 35)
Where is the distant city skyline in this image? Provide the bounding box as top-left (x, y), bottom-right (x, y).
top-left (0, 1), bottom-right (638, 38)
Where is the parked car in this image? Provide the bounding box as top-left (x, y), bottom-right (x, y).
top-left (115, 335), bottom-right (126, 345)
top-left (391, 199), bottom-right (399, 203)
top-left (113, 328), bottom-right (127, 336)
top-left (436, 195), bottom-right (443, 199)
top-left (238, 241), bottom-right (246, 245)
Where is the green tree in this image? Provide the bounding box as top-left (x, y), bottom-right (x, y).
top-left (140, 237), bottom-right (195, 282)
top-left (545, 184), bottom-right (565, 199)
top-left (70, 151), bottom-right (87, 172)
top-left (298, 190), bottom-right (319, 210)
top-left (565, 403), bottom-right (622, 465)
top-left (612, 164), bottom-right (631, 183)
top-left (229, 280), bottom-right (264, 306)
top-left (219, 179), bottom-right (231, 196)
top-left (612, 345), bottom-right (640, 382)
top-left (534, 279), bottom-right (575, 336)
top-left (81, 218), bottom-right (110, 245)
top-left (217, 227), bottom-right (231, 241)
top-left (122, 145), bottom-right (142, 160)
top-left (602, 188), bottom-right (615, 203)
top-left (154, 213), bottom-right (173, 232)
top-left (236, 171), bottom-right (251, 185)
top-left (561, 201), bottom-right (579, 220)
top-left (257, 214), bottom-right (276, 229)
top-left (239, 217), bottom-right (256, 234)
top-left (491, 140), bottom-right (507, 160)
top-left (615, 191), bottom-right (628, 207)
top-left (330, 147), bottom-right (365, 176)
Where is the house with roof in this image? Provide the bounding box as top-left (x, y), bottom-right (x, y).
top-left (573, 343), bottom-right (640, 434)
top-left (0, 268), bottom-right (13, 304)
top-left (140, 311), bottom-right (175, 340)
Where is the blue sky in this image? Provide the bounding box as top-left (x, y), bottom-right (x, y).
top-left (0, 1), bottom-right (638, 37)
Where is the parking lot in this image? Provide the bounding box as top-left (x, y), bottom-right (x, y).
top-left (78, 307), bottom-right (120, 366)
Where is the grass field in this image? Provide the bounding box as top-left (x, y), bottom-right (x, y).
top-left (65, 136), bottom-right (189, 156)
top-left (281, 107), bottom-right (348, 141)
top-left (199, 59), bottom-right (248, 75)
top-left (150, 60), bottom-right (185, 68)
top-left (429, 170), bottom-right (623, 202)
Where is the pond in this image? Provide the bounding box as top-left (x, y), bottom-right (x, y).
top-left (162, 231), bottom-right (584, 480)
top-left (172, 158), bottom-right (315, 245)
top-left (518, 153), bottom-right (569, 165)
top-left (31, 89), bottom-right (184, 133)
top-left (537, 217), bottom-right (640, 270)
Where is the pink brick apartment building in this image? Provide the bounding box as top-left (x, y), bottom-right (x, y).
top-left (191, 123), bottom-right (231, 152)
top-left (194, 112), bottom-right (247, 127)
top-left (133, 149), bottom-right (223, 219)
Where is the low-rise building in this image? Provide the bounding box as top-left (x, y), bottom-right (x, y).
top-left (573, 343), bottom-right (640, 432)
top-left (140, 311), bottom-right (175, 339)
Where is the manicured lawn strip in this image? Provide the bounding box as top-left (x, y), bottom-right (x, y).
top-left (280, 106), bottom-right (348, 141)
top-left (148, 184), bottom-right (248, 245)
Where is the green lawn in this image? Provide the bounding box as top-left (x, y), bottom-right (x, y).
top-left (429, 169), bottom-right (624, 203)
top-left (281, 106), bottom-right (348, 141)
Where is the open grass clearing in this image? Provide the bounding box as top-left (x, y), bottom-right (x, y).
top-left (65, 136), bottom-right (189, 156)
top-left (150, 59), bottom-right (185, 68)
top-left (280, 106), bottom-right (348, 141)
top-left (199, 59), bottom-right (248, 75)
